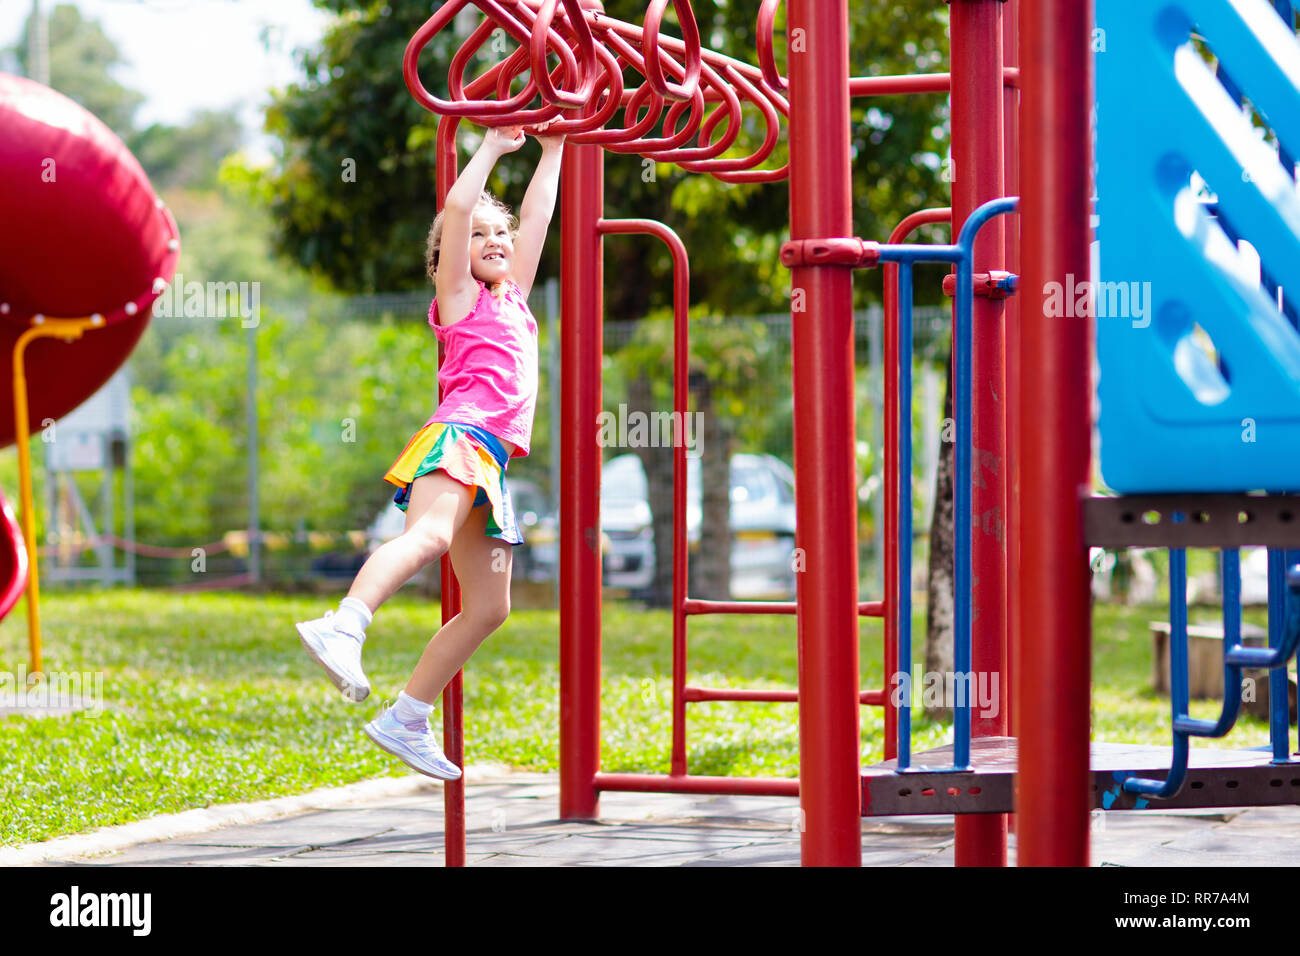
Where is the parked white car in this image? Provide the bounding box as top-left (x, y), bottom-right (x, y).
top-left (366, 477), bottom-right (555, 583)
top-left (601, 452), bottom-right (798, 599)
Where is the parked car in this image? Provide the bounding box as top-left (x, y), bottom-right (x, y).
top-left (509, 479), bottom-right (556, 582)
top-left (600, 452), bottom-right (798, 599)
top-left (366, 477), bottom-right (556, 584)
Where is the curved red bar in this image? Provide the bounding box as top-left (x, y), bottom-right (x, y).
top-left (401, 0), bottom-right (848, 182)
top-left (404, 0), bottom-right (587, 123)
top-left (590, 15), bottom-right (788, 172)
top-left (644, 59), bottom-right (741, 163)
top-left (0, 488), bottom-right (28, 623)
top-left (404, 2), bottom-right (529, 117)
top-left (529, 0), bottom-right (600, 109)
top-left (675, 62), bottom-right (781, 174)
top-left (642, 0), bottom-right (703, 101)
top-left (611, 86), bottom-right (704, 154)
top-left (756, 0), bottom-right (788, 95)
top-left (556, 42), bottom-right (628, 140)
top-left (595, 26), bottom-right (704, 151)
top-left (465, 44), bottom-right (564, 129)
top-left (460, 38), bottom-right (621, 138)
top-left (602, 92), bottom-right (670, 150)
top-left (448, 14), bottom-right (530, 110)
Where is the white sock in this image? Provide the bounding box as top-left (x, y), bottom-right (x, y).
top-left (334, 596), bottom-right (372, 642)
top-left (393, 691), bottom-right (433, 729)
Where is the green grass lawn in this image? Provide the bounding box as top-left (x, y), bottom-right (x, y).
top-left (0, 588), bottom-right (1282, 846)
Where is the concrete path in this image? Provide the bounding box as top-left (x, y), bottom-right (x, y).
top-left (18, 770), bottom-right (1300, 866)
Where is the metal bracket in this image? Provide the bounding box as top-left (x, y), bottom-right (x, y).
top-left (779, 237), bottom-right (880, 269)
top-left (941, 270), bottom-right (1018, 299)
top-left (1085, 494), bottom-right (1300, 548)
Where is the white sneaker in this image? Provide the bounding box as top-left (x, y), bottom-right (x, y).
top-left (296, 611), bottom-right (371, 702)
top-left (363, 704), bottom-right (463, 781)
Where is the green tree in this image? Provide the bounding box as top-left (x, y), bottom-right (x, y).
top-left (260, 0), bottom-right (951, 315)
top-left (256, 0), bottom-right (953, 600)
top-left (611, 306), bottom-right (786, 605)
top-left (260, 2), bottom-right (448, 294)
top-left (129, 109), bottom-right (246, 192)
top-left (129, 308), bottom-right (444, 559)
top-left (11, 3), bottom-right (143, 138)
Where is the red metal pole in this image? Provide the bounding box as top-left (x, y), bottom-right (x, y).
top-left (949, 0), bottom-right (1008, 867)
top-left (1015, 0), bottom-right (1093, 867)
top-left (787, 0), bottom-right (861, 866)
top-left (596, 773), bottom-right (799, 796)
top-left (559, 140), bottom-right (604, 820)
top-left (441, 572), bottom-right (466, 866)
top-left (1001, 0), bottom-right (1021, 839)
top-left (435, 113), bottom-right (467, 868)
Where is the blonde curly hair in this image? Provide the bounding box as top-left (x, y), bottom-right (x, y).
top-left (426, 190), bottom-right (519, 299)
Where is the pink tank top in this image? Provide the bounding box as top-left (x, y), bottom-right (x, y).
top-left (428, 278), bottom-right (539, 458)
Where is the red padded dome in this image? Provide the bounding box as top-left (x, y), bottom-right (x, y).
top-left (0, 72), bottom-right (179, 447)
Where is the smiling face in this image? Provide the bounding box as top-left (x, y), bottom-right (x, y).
top-left (469, 208), bottom-right (514, 285)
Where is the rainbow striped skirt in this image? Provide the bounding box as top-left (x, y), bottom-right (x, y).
top-left (382, 420), bottom-right (522, 545)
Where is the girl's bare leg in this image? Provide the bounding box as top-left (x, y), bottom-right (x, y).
top-left (346, 471), bottom-right (475, 612)
top-left (404, 501), bottom-right (513, 702)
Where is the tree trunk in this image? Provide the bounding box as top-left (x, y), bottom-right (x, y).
top-left (694, 371), bottom-right (732, 601)
top-left (924, 354), bottom-right (955, 718)
top-left (628, 370), bottom-right (675, 608)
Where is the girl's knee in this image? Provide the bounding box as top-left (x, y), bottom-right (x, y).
top-left (407, 523), bottom-right (453, 564)
top-left (467, 600), bottom-right (510, 632)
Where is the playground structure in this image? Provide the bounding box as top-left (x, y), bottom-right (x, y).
top-left (406, 0), bottom-right (1300, 868)
top-left (0, 72), bottom-right (180, 669)
top-left (0, 0), bottom-right (1293, 872)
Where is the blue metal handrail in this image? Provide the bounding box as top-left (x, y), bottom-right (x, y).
top-left (883, 195), bottom-right (1020, 773)
top-left (1171, 549), bottom-right (1243, 739)
top-left (1123, 545), bottom-right (1300, 797)
top-left (1267, 550), bottom-right (1300, 762)
top-left (896, 258), bottom-right (915, 771)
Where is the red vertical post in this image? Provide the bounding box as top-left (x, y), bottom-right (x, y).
top-left (1002, 0), bottom-right (1021, 842)
top-left (441, 574), bottom-right (466, 866)
top-left (1002, 0), bottom-right (1020, 743)
top-left (949, 0), bottom-right (1008, 867)
top-left (787, 0), bottom-right (861, 865)
top-left (435, 114), bottom-right (466, 868)
top-left (559, 140), bottom-right (604, 820)
top-left (1015, 0), bottom-right (1093, 867)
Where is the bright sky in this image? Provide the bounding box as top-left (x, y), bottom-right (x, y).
top-left (0, 0), bottom-right (332, 150)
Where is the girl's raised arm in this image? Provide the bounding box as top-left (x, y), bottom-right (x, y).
top-left (512, 125), bottom-right (565, 300)
top-left (436, 126), bottom-right (525, 304)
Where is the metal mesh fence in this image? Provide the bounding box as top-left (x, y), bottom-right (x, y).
top-left (23, 279), bottom-right (954, 595)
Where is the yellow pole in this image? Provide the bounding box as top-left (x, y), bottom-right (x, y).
top-left (13, 314), bottom-right (103, 674)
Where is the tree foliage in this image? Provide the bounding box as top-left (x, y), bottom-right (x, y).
top-left (260, 0), bottom-right (953, 313)
top-left (610, 303), bottom-right (787, 602)
top-left (0, 2), bottom-right (962, 596)
top-left (11, 3), bottom-right (144, 137)
top-left (130, 109), bottom-right (246, 192)
top-left (250, 0), bottom-right (957, 600)
top-left (131, 309), bottom-right (446, 546)
top-left (1, 4), bottom-right (403, 561)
